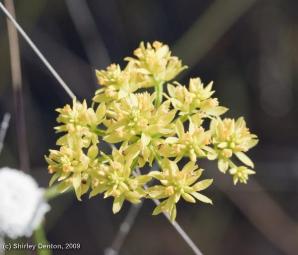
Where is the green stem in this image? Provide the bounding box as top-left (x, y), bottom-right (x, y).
top-left (92, 128), bottom-right (106, 136)
top-left (150, 146), bottom-right (163, 167)
top-left (44, 184), bottom-right (73, 201)
top-left (33, 224), bottom-right (52, 255)
top-left (179, 114), bottom-right (191, 123)
top-left (228, 159), bottom-right (237, 169)
top-left (44, 185), bottom-right (61, 200)
top-left (154, 81), bottom-right (163, 107)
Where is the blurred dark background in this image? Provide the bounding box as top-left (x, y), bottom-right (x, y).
top-left (1, 0), bottom-right (298, 254)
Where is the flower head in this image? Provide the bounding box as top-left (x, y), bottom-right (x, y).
top-left (229, 166), bottom-right (255, 185)
top-left (159, 117), bottom-right (211, 162)
top-left (0, 168), bottom-right (50, 239)
top-left (46, 41), bottom-right (258, 221)
top-left (90, 147), bottom-right (151, 213)
top-left (210, 117), bottom-right (258, 172)
top-left (167, 78), bottom-right (228, 117)
top-left (147, 160), bottom-right (213, 221)
top-left (104, 93), bottom-right (175, 144)
top-left (46, 100), bottom-right (106, 200)
top-left (94, 63), bottom-right (151, 103)
top-left (126, 41), bottom-right (187, 83)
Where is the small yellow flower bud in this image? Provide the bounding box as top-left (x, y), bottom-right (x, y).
top-left (165, 186), bottom-right (175, 196)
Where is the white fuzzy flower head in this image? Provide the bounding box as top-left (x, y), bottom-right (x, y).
top-left (0, 167), bottom-right (50, 239)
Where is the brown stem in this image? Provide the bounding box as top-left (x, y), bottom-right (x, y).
top-left (4, 0), bottom-right (29, 172)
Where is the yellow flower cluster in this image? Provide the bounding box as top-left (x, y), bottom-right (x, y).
top-left (46, 41), bottom-right (258, 221)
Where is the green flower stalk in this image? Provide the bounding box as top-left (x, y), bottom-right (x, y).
top-left (46, 41), bottom-right (258, 221)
